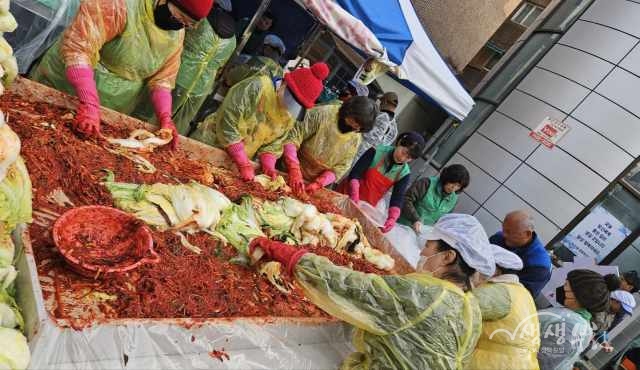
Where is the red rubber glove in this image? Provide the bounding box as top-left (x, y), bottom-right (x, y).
top-left (249, 237), bottom-right (308, 275)
top-left (151, 88), bottom-right (178, 150)
top-left (65, 65), bottom-right (101, 136)
top-left (306, 170), bottom-right (336, 194)
top-left (381, 206), bottom-right (401, 233)
top-left (227, 141), bottom-right (255, 181)
top-left (283, 143), bottom-right (304, 194)
top-left (288, 165), bottom-right (305, 195)
top-left (259, 152), bottom-right (278, 180)
top-left (348, 179), bottom-right (361, 203)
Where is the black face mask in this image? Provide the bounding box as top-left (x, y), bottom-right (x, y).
top-left (154, 3), bottom-right (184, 31)
top-left (338, 117), bottom-right (355, 134)
top-left (555, 286), bottom-right (566, 306)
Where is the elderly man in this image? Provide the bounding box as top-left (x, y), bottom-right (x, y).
top-left (489, 210), bottom-right (551, 298)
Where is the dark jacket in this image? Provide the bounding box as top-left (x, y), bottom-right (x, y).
top-left (489, 231), bottom-right (551, 298)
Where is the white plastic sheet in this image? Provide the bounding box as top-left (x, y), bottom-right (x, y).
top-left (29, 319), bottom-right (354, 370)
top-left (354, 196), bottom-right (429, 268)
top-left (10, 0), bottom-right (80, 73)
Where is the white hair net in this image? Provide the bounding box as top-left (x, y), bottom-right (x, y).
top-left (611, 290), bottom-right (636, 314)
top-left (491, 245), bottom-right (523, 271)
top-left (419, 214), bottom-right (496, 276)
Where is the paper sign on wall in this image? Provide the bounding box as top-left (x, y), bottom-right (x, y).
top-left (529, 117), bottom-right (570, 148)
top-left (561, 205), bottom-right (631, 263)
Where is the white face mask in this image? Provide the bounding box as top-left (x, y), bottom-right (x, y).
top-left (416, 251), bottom-right (446, 273)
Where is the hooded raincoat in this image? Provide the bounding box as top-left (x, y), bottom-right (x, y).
top-left (134, 19), bottom-right (236, 134)
top-left (536, 307), bottom-right (593, 370)
top-left (293, 253), bottom-right (482, 370)
top-left (190, 75), bottom-right (295, 158)
top-left (470, 275), bottom-right (541, 370)
top-left (261, 103), bottom-right (361, 181)
top-left (30, 0), bottom-right (184, 115)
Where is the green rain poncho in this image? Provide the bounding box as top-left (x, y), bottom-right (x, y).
top-left (133, 19), bottom-right (236, 134)
top-left (293, 254), bottom-right (482, 370)
top-left (190, 74), bottom-right (295, 158)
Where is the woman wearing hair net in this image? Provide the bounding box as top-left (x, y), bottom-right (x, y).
top-left (249, 214), bottom-right (493, 369)
top-left (470, 246), bottom-right (541, 369)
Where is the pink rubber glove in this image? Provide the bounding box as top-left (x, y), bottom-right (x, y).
top-left (65, 65), bottom-right (101, 136)
top-left (381, 206), bottom-right (401, 233)
top-left (259, 152), bottom-right (278, 180)
top-left (348, 179), bottom-right (360, 203)
top-left (227, 141), bottom-right (255, 181)
top-left (151, 88), bottom-right (178, 150)
top-left (283, 143), bottom-right (300, 167)
top-left (306, 171), bottom-right (336, 194)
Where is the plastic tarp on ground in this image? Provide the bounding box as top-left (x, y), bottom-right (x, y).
top-left (301, 0), bottom-right (474, 120)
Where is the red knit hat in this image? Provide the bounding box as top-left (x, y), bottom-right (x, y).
top-left (284, 63), bottom-right (330, 109)
top-left (171, 0), bottom-right (214, 20)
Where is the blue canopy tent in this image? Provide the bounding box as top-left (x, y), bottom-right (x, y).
top-left (334, 0), bottom-right (474, 120)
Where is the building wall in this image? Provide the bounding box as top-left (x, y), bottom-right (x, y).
top-left (412, 0), bottom-right (522, 72)
top-left (446, 0), bottom-right (640, 243)
top-left (461, 0), bottom-right (553, 90)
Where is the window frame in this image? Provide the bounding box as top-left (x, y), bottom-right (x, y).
top-left (511, 2), bottom-right (545, 27)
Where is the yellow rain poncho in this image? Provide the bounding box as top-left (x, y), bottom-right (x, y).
top-left (470, 275), bottom-right (541, 370)
top-left (294, 254), bottom-right (482, 370)
top-left (190, 75), bottom-right (295, 158)
top-left (225, 56), bottom-right (283, 87)
top-left (262, 103), bottom-right (360, 180)
top-left (30, 0), bottom-right (184, 115)
top-left (133, 19), bottom-right (236, 134)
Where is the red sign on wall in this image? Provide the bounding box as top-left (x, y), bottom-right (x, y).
top-left (529, 117), bottom-right (570, 149)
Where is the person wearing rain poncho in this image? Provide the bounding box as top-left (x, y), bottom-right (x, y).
top-left (470, 245), bottom-right (541, 370)
top-left (248, 214), bottom-right (496, 369)
top-left (259, 96), bottom-right (377, 195)
top-left (30, 0), bottom-right (215, 149)
top-left (537, 269), bottom-right (611, 370)
top-left (224, 34), bottom-right (285, 88)
top-left (133, 5), bottom-right (237, 135)
top-left (190, 63), bottom-right (330, 181)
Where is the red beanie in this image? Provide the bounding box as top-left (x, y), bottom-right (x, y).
top-left (284, 62), bottom-right (330, 109)
top-left (171, 0), bottom-right (214, 20)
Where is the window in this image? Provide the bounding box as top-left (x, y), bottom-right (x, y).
top-left (483, 51), bottom-right (503, 71)
top-left (511, 2), bottom-right (544, 27)
top-left (551, 184), bottom-right (640, 263)
top-left (622, 162), bottom-right (640, 194)
top-left (482, 42), bottom-right (505, 71)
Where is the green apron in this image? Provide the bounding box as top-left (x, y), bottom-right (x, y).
top-left (30, 0), bottom-right (182, 115)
